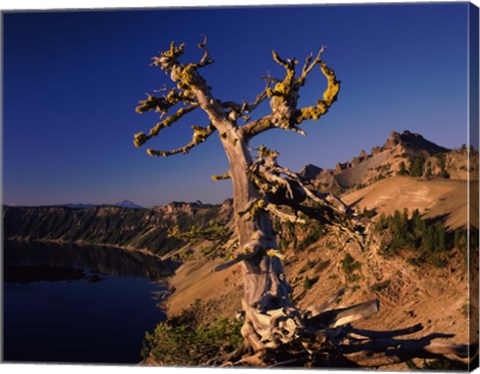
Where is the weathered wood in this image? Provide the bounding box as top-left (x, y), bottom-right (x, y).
top-left (307, 300), bottom-right (379, 329)
top-left (266, 203), bottom-right (305, 224)
top-left (332, 300), bottom-right (380, 327)
top-left (305, 288), bottom-right (347, 318)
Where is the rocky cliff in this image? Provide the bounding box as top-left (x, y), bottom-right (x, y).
top-left (303, 130), bottom-right (478, 193)
top-left (3, 200), bottom-right (233, 255)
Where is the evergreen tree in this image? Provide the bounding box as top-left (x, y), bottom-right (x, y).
top-left (454, 230), bottom-right (463, 250)
top-left (434, 221), bottom-right (446, 253)
top-left (425, 165), bottom-right (432, 178)
top-left (412, 209), bottom-right (424, 233)
top-left (422, 226), bottom-right (435, 254)
top-left (409, 155), bottom-right (425, 177)
top-left (398, 161), bottom-right (408, 175)
top-left (436, 153), bottom-right (450, 178)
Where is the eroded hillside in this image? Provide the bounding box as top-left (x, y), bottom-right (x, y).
top-left (3, 200), bottom-right (232, 255)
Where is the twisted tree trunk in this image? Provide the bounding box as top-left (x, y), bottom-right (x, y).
top-left (218, 127), bottom-right (297, 351)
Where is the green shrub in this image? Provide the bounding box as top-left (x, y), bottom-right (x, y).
top-left (341, 253), bottom-right (361, 282)
top-left (303, 275), bottom-right (312, 290)
top-left (300, 259), bottom-right (317, 273)
top-left (375, 209), bottom-right (452, 267)
top-left (371, 280), bottom-right (391, 292)
top-left (362, 207), bottom-right (375, 219)
top-left (177, 248), bottom-right (194, 260)
top-left (297, 222), bottom-right (325, 251)
top-left (142, 302), bottom-right (242, 365)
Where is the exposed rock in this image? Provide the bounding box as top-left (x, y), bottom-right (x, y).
top-left (359, 149), bottom-right (369, 160)
top-left (371, 146), bottom-right (382, 156)
top-left (300, 130), bottom-right (466, 192)
top-left (298, 164), bottom-right (323, 180)
top-left (383, 130), bottom-right (401, 149)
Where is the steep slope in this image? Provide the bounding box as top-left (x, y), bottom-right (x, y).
top-left (342, 176), bottom-right (477, 229)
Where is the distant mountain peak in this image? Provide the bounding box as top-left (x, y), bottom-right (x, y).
top-left (383, 130), bottom-right (449, 154)
top-left (113, 200), bottom-right (144, 209)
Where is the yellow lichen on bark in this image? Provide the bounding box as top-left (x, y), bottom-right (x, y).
top-left (296, 61), bottom-right (340, 124)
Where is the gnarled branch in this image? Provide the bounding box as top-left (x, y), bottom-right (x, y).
top-left (196, 34), bottom-right (214, 68)
top-left (266, 203), bottom-right (306, 224)
top-left (298, 46), bottom-right (325, 84)
top-left (296, 60), bottom-right (340, 124)
top-left (133, 103), bottom-right (199, 148)
top-left (135, 88), bottom-right (195, 115)
top-left (145, 123), bottom-right (216, 157)
top-left (242, 115), bottom-right (274, 140)
top-left (241, 47), bottom-right (340, 140)
top-left (151, 41), bottom-right (185, 72)
top-left (248, 145), bottom-right (362, 246)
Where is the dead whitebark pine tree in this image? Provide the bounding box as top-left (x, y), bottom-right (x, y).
top-left (134, 37), bottom-right (470, 368)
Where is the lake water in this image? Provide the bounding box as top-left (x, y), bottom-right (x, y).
top-left (3, 240), bottom-right (171, 364)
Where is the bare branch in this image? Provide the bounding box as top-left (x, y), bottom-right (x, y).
top-left (215, 229), bottom-right (270, 272)
top-left (242, 115), bottom-right (275, 140)
top-left (307, 300), bottom-right (380, 329)
top-left (220, 80), bottom-right (271, 125)
top-left (251, 145), bottom-right (349, 216)
top-left (298, 46), bottom-right (326, 84)
top-left (304, 288), bottom-right (347, 318)
top-left (247, 145), bottom-right (363, 247)
top-left (196, 34), bottom-right (214, 68)
top-left (266, 203), bottom-right (305, 224)
top-left (261, 76), bottom-right (282, 83)
top-left (145, 123), bottom-right (216, 157)
top-left (301, 52), bottom-right (313, 77)
top-left (214, 250), bottom-right (258, 272)
top-left (242, 81), bottom-right (271, 114)
top-left (133, 103), bottom-right (199, 147)
top-left (272, 50), bottom-right (297, 72)
top-left (135, 88), bottom-right (194, 115)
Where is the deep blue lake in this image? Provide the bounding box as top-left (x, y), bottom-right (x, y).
top-left (3, 240), bottom-right (171, 364)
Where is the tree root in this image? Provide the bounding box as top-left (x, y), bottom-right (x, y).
top-left (213, 298), bottom-right (472, 369)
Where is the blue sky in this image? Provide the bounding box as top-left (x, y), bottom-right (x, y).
top-left (2, 3), bottom-right (471, 207)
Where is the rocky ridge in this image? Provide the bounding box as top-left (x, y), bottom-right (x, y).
top-left (300, 130), bottom-right (477, 193)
